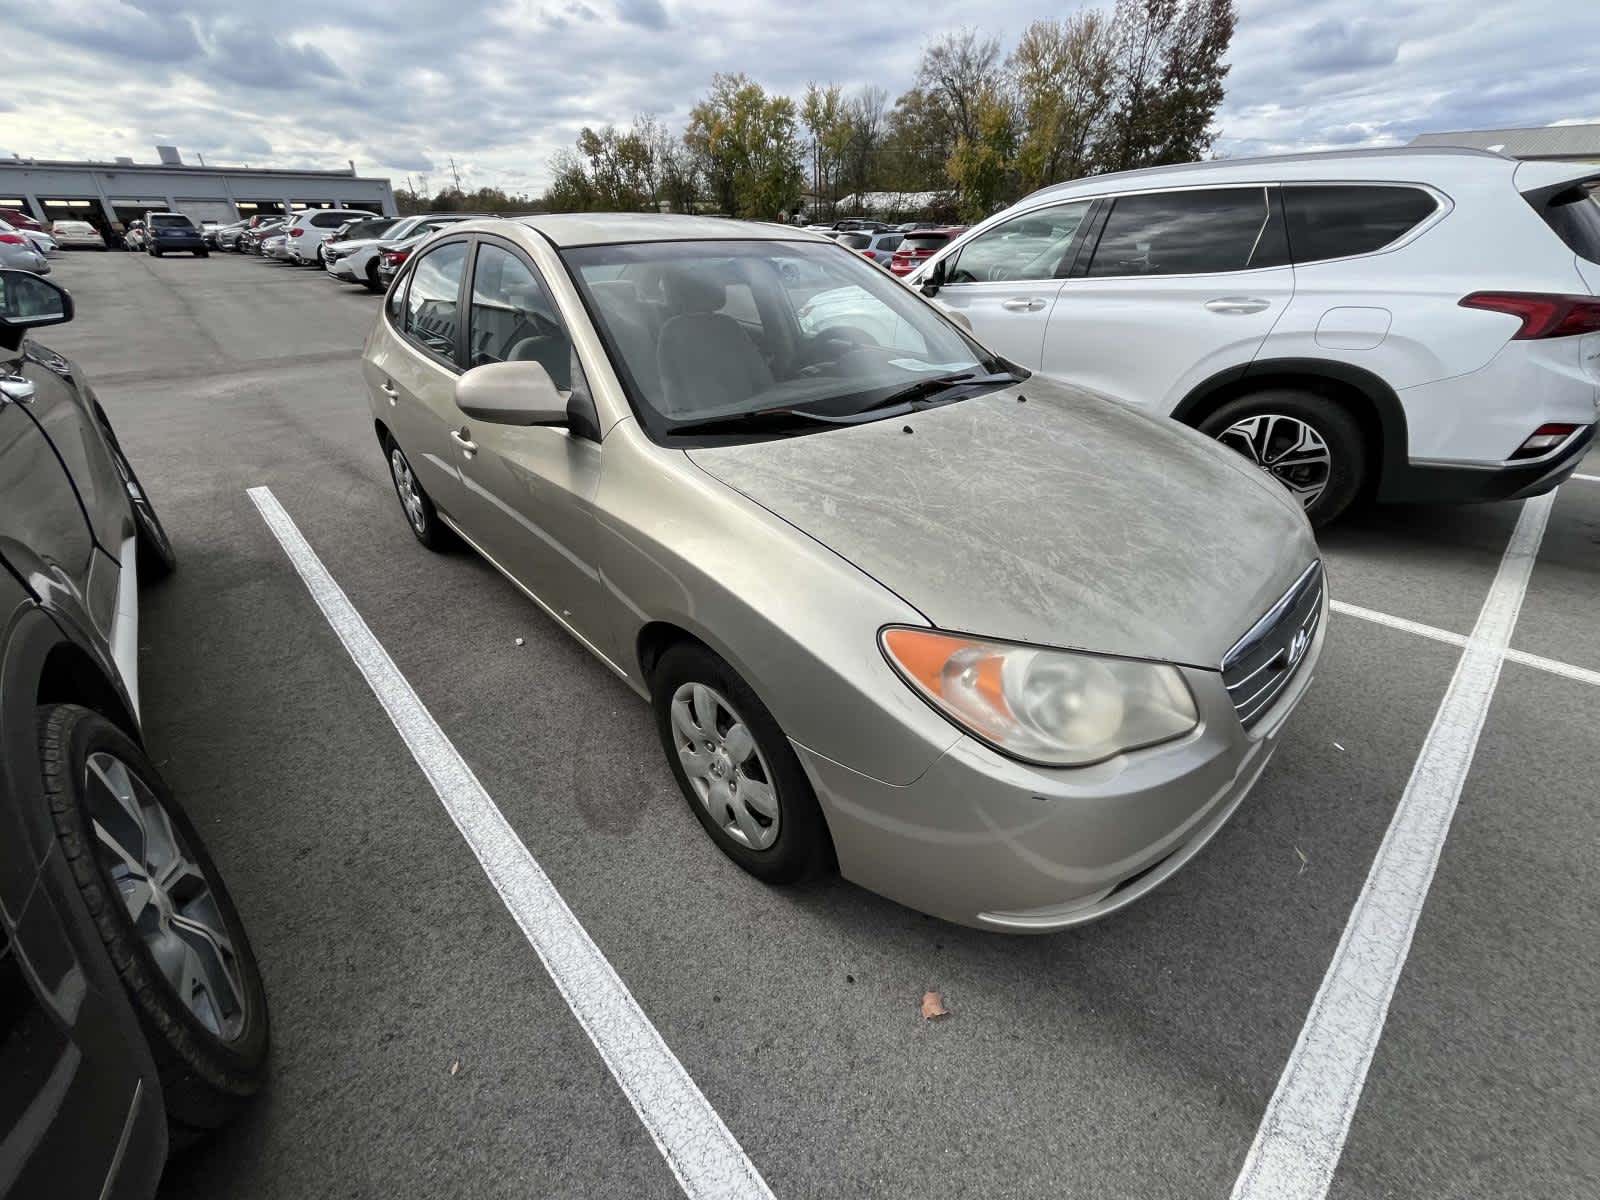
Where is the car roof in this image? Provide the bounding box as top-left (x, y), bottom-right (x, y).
top-left (1023, 146), bottom-right (1517, 205)
top-left (494, 212), bottom-right (826, 248)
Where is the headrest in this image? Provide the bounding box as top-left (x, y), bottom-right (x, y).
top-left (658, 267), bottom-right (727, 314)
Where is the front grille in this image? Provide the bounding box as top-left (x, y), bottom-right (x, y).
top-left (1223, 561), bottom-right (1324, 729)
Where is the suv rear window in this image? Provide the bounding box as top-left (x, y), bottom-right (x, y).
top-left (148, 213), bottom-right (193, 228)
top-left (1282, 185), bottom-right (1437, 264)
top-left (837, 234), bottom-right (871, 249)
top-left (901, 232), bottom-right (952, 250)
top-left (1533, 184), bottom-right (1600, 263)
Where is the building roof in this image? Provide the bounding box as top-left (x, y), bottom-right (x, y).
top-left (1408, 124), bottom-right (1600, 159)
top-left (0, 155), bottom-right (381, 181)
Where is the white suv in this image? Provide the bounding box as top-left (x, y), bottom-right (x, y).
top-left (282, 208), bottom-right (375, 265)
top-left (909, 148), bottom-right (1600, 525)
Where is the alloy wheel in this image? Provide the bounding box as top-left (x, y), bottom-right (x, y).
top-left (1217, 413), bottom-right (1332, 510)
top-left (84, 751), bottom-right (247, 1041)
top-left (670, 683), bottom-right (781, 850)
top-left (389, 447), bottom-right (427, 534)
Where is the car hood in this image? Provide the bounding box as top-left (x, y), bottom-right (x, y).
top-left (686, 378), bottom-right (1319, 669)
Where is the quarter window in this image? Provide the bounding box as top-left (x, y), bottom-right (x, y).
top-left (403, 241), bottom-right (467, 365)
top-left (467, 243), bottom-right (580, 392)
top-left (1282, 185), bottom-right (1437, 263)
top-left (948, 201), bottom-right (1091, 283)
top-left (1086, 188), bottom-right (1287, 277)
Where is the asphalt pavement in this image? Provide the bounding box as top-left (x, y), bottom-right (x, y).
top-left (32, 248), bottom-right (1599, 1199)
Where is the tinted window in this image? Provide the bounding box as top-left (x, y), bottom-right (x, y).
top-left (148, 213), bottom-right (193, 228)
top-left (468, 243), bottom-right (580, 392)
top-left (838, 234), bottom-right (871, 249)
top-left (874, 234), bottom-right (903, 252)
top-left (902, 231), bottom-right (954, 250)
top-left (1282, 185), bottom-right (1437, 264)
top-left (1087, 188), bottom-right (1285, 277)
top-left (949, 201), bottom-right (1090, 283)
top-left (404, 241), bottom-right (467, 364)
top-left (313, 211), bottom-right (357, 227)
top-left (1534, 185), bottom-right (1600, 263)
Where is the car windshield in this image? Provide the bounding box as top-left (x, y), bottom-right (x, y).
top-left (564, 239), bottom-right (1004, 439)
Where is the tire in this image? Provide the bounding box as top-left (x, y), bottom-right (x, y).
top-left (364, 261), bottom-right (383, 293)
top-left (650, 642), bottom-right (832, 884)
top-left (105, 436), bottom-right (177, 579)
top-left (1198, 389), bottom-right (1366, 528)
top-left (37, 705), bottom-right (269, 1147)
top-left (149, 247), bottom-right (162, 258)
top-left (197, 250), bottom-right (209, 258)
top-left (384, 436), bottom-right (452, 550)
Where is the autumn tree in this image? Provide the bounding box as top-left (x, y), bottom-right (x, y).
top-left (1009, 12), bottom-right (1117, 194)
top-left (1100, 0), bottom-right (1235, 172)
top-left (684, 73), bottom-right (804, 218)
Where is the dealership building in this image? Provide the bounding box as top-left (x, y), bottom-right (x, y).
top-left (0, 146), bottom-right (397, 235)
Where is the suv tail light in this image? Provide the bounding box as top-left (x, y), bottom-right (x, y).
top-left (1459, 292), bottom-right (1600, 339)
top-left (1511, 423), bottom-right (1580, 459)
top-left (381, 248), bottom-right (410, 267)
top-left (289, 227), bottom-right (305, 237)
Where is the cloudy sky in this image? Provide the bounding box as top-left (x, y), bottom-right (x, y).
top-left (2, 0), bottom-right (1596, 193)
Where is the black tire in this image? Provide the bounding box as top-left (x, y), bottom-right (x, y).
top-left (105, 436), bottom-right (177, 579)
top-left (150, 246), bottom-right (162, 258)
top-left (384, 436), bottom-right (453, 550)
top-left (364, 261), bottom-right (383, 293)
top-left (650, 642), bottom-right (832, 884)
top-left (37, 705), bottom-right (269, 1147)
top-left (197, 250), bottom-right (209, 258)
top-left (1198, 389), bottom-right (1366, 528)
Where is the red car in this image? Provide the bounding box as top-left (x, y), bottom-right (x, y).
top-left (0, 208), bottom-right (46, 232)
top-left (889, 226), bottom-right (966, 277)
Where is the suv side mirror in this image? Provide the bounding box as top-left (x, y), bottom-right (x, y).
top-left (0, 270), bottom-right (73, 350)
top-left (919, 258), bottom-right (946, 298)
top-left (454, 360), bottom-right (569, 427)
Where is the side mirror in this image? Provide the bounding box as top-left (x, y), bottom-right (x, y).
top-left (454, 360), bottom-right (569, 427)
top-left (0, 270), bottom-right (73, 350)
top-left (919, 258), bottom-right (946, 298)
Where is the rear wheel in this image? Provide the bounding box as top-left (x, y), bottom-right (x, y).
top-left (38, 705), bottom-right (269, 1147)
top-left (386, 437), bottom-right (452, 550)
top-left (650, 642), bottom-right (831, 884)
top-left (1199, 389), bottom-right (1366, 528)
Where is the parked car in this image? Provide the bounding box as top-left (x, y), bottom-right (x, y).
top-left (319, 215), bottom-right (396, 263)
top-left (213, 220), bottom-right (248, 250)
top-left (364, 215), bottom-right (1323, 932)
top-left (0, 218), bottom-right (55, 262)
top-left (239, 219), bottom-right (286, 254)
top-left (261, 232), bottom-right (290, 261)
top-left (0, 208), bottom-right (47, 232)
top-left (370, 216), bottom-right (484, 288)
top-left (909, 148), bottom-right (1600, 525)
top-left (280, 208), bottom-right (373, 266)
top-left (0, 223), bottom-right (49, 274)
top-left (319, 216), bottom-right (402, 285)
top-left (142, 212), bottom-right (208, 258)
top-left (48, 219), bottom-right (109, 250)
top-left (123, 221), bottom-right (148, 252)
top-left (889, 226), bottom-right (965, 277)
top-left (0, 268), bottom-right (270, 1197)
top-left (858, 230), bottom-right (906, 266)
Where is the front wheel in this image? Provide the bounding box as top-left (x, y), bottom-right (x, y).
top-left (1199, 390), bottom-right (1366, 528)
top-left (38, 705), bottom-right (270, 1146)
top-left (650, 642), bottom-right (831, 884)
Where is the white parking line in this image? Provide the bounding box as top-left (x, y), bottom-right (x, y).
top-left (247, 487), bottom-right (774, 1200)
top-left (1231, 490), bottom-right (1556, 1200)
top-left (1572, 473), bottom-right (1599, 483)
top-left (1331, 599), bottom-right (1600, 688)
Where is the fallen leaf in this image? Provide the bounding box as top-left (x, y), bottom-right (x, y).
top-left (449, 1059), bottom-right (460, 1076)
top-left (920, 990), bottom-right (950, 1021)
top-left (515, 637), bottom-right (525, 647)
top-left (1294, 845), bottom-right (1309, 875)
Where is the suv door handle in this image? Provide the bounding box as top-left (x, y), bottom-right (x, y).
top-left (379, 380), bottom-right (397, 405)
top-left (451, 428), bottom-right (477, 458)
top-left (1204, 296), bottom-right (1271, 315)
top-left (1001, 297), bottom-right (1048, 312)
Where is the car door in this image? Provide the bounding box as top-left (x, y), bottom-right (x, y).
top-left (448, 238), bottom-right (608, 649)
top-left (365, 237), bottom-right (472, 517)
top-left (927, 200), bottom-right (1095, 368)
top-left (1042, 185), bottom-right (1296, 414)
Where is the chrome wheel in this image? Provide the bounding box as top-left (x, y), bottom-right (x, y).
top-left (84, 751), bottom-right (246, 1040)
top-left (670, 683), bottom-right (780, 850)
top-left (389, 446), bottom-right (427, 533)
top-left (1217, 414), bottom-right (1332, 510)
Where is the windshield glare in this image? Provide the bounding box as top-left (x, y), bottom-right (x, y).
top-left (564, 240), bottom-right (987, 435)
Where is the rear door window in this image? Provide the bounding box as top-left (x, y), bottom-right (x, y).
top-left (403, 241), bottom-right (468, 366)
top-left (1085, 188), bottom-right (1287, 277)
top-left (1282, 185), bottom-right (1438, 264)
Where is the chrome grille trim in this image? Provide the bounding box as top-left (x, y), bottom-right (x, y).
top-left (1223, 561), bottom-right (1324, 729)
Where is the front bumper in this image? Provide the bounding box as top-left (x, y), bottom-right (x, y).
top-left (153, 236), bottom-right (205, 251)
top-left (328, 257), bottom-right (359, 280)
top-left (795, 598), bottom-right (1326, 932)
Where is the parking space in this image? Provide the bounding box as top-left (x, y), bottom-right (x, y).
top-left (35, 251), bottom-right (1598, 1198)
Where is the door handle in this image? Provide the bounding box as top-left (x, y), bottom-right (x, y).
top-left (379, 380), bottom-right (397, 405)
top-left (1001, 297), bottom-right (1048, 312)
top-left (1204, 296), bottom-right (1271, 315)
top-left (451, 428), bottom-right (477, 458)
top-left (0, 376), bottom-right (36, 405)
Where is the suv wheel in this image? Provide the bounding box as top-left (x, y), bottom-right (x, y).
top-left (1199, 390), bottom-right (1366, 528)
top-left (650, 642), bottom-right (831, 884)
top-left (39, 705), bottom-right (269, 1146)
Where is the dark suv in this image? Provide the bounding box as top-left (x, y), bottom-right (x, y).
top-left (142, 213), bottom-right (208, 258)
top-left (0, 270), bottom-right (267, 1197)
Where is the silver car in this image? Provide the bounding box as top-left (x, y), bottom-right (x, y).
top-left (0, 221), bottom-right (49, 274)
top-left (362, 215), bottom-right (1325, 932)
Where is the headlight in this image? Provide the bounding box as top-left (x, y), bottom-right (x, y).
top-left (880, 627), bottom-right (1198, 766)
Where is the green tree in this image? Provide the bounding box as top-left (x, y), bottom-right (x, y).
top-left (947, 89), bottom-right (1016, 221)
top-left (1009, 12), bottom-right (1116, 194)
top-left (1100, 0), bottom-right (1235, 172)
top-left (684, 73), bottom-right (804, 218)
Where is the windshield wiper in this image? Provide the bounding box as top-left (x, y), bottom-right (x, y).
top-left (854, 369), bottom-right (1020, 414)
top-left (666, 406), bottom-right (853, 437)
